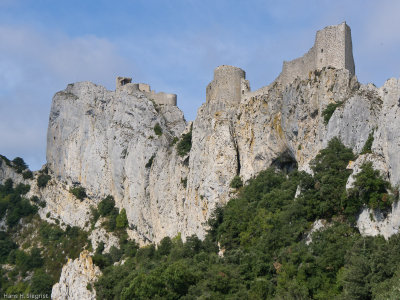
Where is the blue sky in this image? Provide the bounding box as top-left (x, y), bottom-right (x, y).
top-left (1, 0), bottom-right (400, 170)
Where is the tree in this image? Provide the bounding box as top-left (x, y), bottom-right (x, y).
top-left (37, 174), bottom-right (51, 188)
top-left (116, 208), bottom-right (128, 229)
top-left (30, 269), bottom-right (54, 295)
top-left (98, 196), bottom-right (115, 216)
top-left (12, 157), bottom-right (28, 173)
top-left (69, 186), bottom-right (87, 200)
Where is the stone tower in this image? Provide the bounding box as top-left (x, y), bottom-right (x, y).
top-left (206, 65), bottom-right (249, 109)
top-left (278, 22), bottom-right (355, 86)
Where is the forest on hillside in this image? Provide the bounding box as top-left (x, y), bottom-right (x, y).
top-left (1, 138), bottom-right (400, 299)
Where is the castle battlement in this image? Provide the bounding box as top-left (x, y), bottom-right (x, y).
top-left (277, 22), bottom-right (355, 86)
top-left (116, 77), bottom-right (177, 106)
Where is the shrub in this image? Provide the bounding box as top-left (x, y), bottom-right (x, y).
top-left (37, 174), bottom-right (51, 188)
top-left (98, 196), bottom-right (115, 217)
top-left (69, 186), bottom-right (87, 200)
top-left (181, 177), bottom-right (187, 188)
top-left (90, 206), bottom-right (100, 228)
top-left (154, 123), bottom-right (163, 136)
top-left (322, 101), bottom-right (343, 125)
top-left (15, 183), bottom-right (30, 195)
top-left (116, 208), bottom-right (128, 229)
top-left (22, 170), bottom-right (33, 180)
top-left (145, 154), bottom-right (155, 168)
top-left (177, 127), bottom-right (192, 157)
top-left (347, 162), bottom-right (392, 211)
top-left (230, 175), bottom-right (243, 189)
top-left (361, 130), bottom-right (374, 154)
top-left (171, 137), bottom-right (179, 146)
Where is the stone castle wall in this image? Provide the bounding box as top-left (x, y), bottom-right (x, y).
top-left (116, 77), bottom-right (177, 106)
top-left (277, 22), bottom-right (355, 86)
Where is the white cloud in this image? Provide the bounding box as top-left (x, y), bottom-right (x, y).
top-left (0, 25), bottom-right (134, 170)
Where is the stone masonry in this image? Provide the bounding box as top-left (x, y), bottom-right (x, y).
top-left (276, 22), bottom-right (355, 86)
top-left (116, 77), bottom-right (177, 106)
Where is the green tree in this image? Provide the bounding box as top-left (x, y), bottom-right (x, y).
top-left (37, 174), bottom-right (51, 188)
top-left (30, 269), bottom-right (54, 296)
top-left (69, 186), bottom-right (87, 200)
top-left (116, 208), bottom-right (128, 229)
top-left (230, 175), bottom-right (243, 189)
top-left (12, 157), bottom-right (28, 173)
top-left (98, 196), bottom-right (116, 216)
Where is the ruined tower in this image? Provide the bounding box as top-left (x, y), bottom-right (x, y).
top-left (278, 22), bottom-right (355, 86)
top-left (206, 65), bottom-right (249, 105)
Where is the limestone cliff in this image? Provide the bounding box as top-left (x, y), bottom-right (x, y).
top-left (41, 22), bottom-right (400, 243)
top-left (2, 22), bottom-right (400, 297)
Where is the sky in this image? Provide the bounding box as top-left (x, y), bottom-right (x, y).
top-left (1, 0), bottom-right (400, 171)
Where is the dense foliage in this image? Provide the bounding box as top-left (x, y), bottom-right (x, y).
top-left (0, 179), bottom-right (37, 227)
top-left (69, 185), bottom-right (87, 200)
top-left (95, 138), bottom-right (400, 299)
top-left (37, 173), bottom-right (51, 188)
top-left (1, 138), bottom-right (399, 299)
top-left (229, 175), bottom-right (243, 189)
top-left (0, 179), bottom-right (89, 297)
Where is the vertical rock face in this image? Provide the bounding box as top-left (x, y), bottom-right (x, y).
top-left (46, 81), bottom-right (187, 243)
top-left (44, 22), bottom-right (400, 243)
top-left (51, 250), bottom-right (101, 300)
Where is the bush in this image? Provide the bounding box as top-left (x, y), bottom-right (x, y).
top-left (171, 137), bottom-right (179, 146)
top-left (177, 127), bottom-right (192, 157)
top-left (154, 123), bottom-right (163, 136)
top-left (116, 208), bottom-right (128, 229)
top-left (347, 162), bottom-right (392, 211)
top-left (361, 130), bottom-right (374, 154)
top-left (15, 183), bottom-right (30, 195)
top-left (69, 186), bottom-right (87, 200)
top-left (230, 175), bottom-right (243, 189)
top-left (37, 174), bottom-right (51, 188)
top-left (12, 157), bottom-right (28, 173)
top-left (322, 101), bottom-right (343, 125)
top-left (98, 196), bottom-right (115, 217)
top-left (22, 170), bottom-right (33, 180)
top-left (181, 177), bottom-right (187, 188)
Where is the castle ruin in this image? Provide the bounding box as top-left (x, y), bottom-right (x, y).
top-left (206, 22), bottom-right (356, 106)
top-left (277, 22), bottom-right (355, 86)
top-left (206, 65), bottom-right (250, 107)
top-left (116, 77), bottom-right (177, 106)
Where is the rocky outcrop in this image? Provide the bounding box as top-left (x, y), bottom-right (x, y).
top-left (46, 81), bottom-right (188, 243)
top-left (0, 157), bottom-right (25, 184)
top-left (51, 250), bottom-right (101, 300)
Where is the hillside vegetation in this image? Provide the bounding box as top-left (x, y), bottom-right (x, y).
top-left (1, 138), bottom-right (399, 299)
top-left (93, 138), bottom-right (400, 299)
